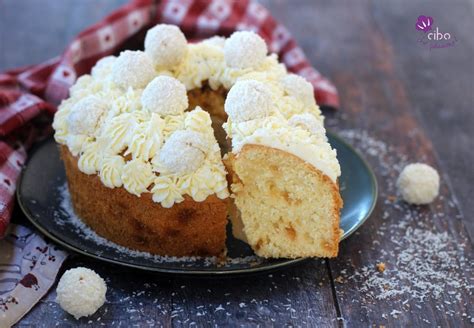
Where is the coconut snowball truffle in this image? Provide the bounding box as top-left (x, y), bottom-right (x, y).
top-left (141, 76), bottom-right (188, 115)
top-left (112, 50), bottom-right (155, 89)
top-left (91, 56), bottom-right (116, 78)
top-left (56, 267), bottom-right (107, 320)
top-left (397, 163), bottom-right (440, 205)
top-left (145, 24), bottom-right (188, 69)
top-left (224, 31), bottom-right (268, 69)
top-left (67, 95), bottom-right (108, 135)
top-left (224, 80), bottom-right (273, 122)
top-left (159, 130), bottom-right (209, 175)
top-left (282, 74), bottom-right (316, 108)
top-left (289, 113), bottom-right (324, 136)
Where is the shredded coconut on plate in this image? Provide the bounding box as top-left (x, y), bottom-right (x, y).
top-left (55, 183), bottom-right (263, 267)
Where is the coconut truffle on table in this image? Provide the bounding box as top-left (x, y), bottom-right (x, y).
top-left (56, 267), bottom-right (107, 320)
top-left (397, 163), bottom-right (440, 205)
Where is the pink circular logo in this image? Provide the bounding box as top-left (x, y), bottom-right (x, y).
top-left (416, 15), bottom-right (433, 32)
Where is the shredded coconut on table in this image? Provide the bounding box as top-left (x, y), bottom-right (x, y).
top-left (349, 225), bottom-right (471, 302)
top-left (50, 126), bottom-right (472, 323)
top-left (336, 128), bottom-right (473, 321)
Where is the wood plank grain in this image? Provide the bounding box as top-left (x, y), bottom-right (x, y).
top-left (17, 258), bottom-right (173, 327)
top-left (169, 260), bottom-right (338, 327)
top-left (263, 0), bottom-right (474, 239)
top-left (15, 257), bottom-right (339, 327)
top-left (2, 0), bottom-right (473, 327)
top-left (370, 0), bottom-right (474, 239)
top-left (262, 0), bottom-right (473, 326)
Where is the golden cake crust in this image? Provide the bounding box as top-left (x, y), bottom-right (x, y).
top-left (61, 146), bottom-right (228, 257)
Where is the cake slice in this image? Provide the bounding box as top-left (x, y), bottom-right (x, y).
top-left (228, 145), bottom-right (342, 258)
top-left (222, 76), bottom-right (343, 259)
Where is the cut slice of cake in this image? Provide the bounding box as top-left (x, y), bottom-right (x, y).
top-left (221, 75), bottom-right (343, 258)
top-left (229, 145), bottom-right (342, 258)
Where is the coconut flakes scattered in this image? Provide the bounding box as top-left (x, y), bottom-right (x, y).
top-left (334, 129), bottom-right (473, 322)
top-left (55, 183), bottom-right (263, 267)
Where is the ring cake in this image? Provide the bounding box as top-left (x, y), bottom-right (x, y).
top-left (53, 24), bottom-right (343, 258)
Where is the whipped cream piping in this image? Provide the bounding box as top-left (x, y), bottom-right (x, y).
top-left (53, 26), bottom-right (340, 207)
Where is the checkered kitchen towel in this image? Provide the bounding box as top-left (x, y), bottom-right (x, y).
top-left (0, 0), bottom-right (339, 237)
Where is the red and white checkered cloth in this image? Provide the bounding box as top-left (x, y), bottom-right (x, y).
top-left (0, 0), bottom-right (339, 237)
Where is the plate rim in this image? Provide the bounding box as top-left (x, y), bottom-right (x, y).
top-left (330, 132), bottom-right (378, 241)
top-left (16, 132), bottom-right (377, 276)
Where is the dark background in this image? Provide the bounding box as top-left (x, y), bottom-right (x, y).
top-left (1, 0), bottom-right (472, 327)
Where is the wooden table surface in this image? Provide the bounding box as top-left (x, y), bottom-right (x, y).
top-left (1, 0), bottom-right (473, 327)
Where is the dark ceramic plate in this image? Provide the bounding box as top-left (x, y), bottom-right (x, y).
top-left (17, 132), bottom-right (377, 276)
